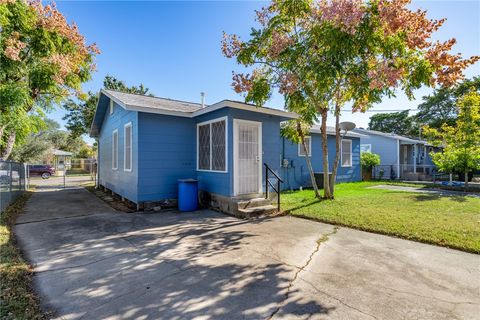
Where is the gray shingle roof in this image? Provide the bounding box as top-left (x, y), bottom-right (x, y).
top-left (353, 128), bottom-right (426, 144)
top-left (310, 125), bottom-right (365, 138)
top-left (104, 90), bottom-right (203, 113)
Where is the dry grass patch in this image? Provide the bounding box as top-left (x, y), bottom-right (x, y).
top-left (0, 193), bottom-right (48, 319)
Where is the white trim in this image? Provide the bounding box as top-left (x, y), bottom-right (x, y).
top-left (298, 136), bottom-right (312, 157)
top-left (109, 100), bottom-right (114, 115)
top-left (233, 119), bottom-right (263, 196)
top-left (341, 139), bottom-right (352, 167)
top-left (196, 116), bottom-right (228, 173)
top-left (112, 129), bottom-right (118, 170)
top-left (123, 122), bottom-right (132, 172)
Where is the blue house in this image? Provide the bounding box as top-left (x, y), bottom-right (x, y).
top-left (280, 125), bottom-right (362, 190)
top-left (353, 128), bottom-right (439, 180)
top-left (90, 90), bottom-right (362, 215)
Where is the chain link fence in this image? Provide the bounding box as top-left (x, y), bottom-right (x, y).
top-left (371, 164), bottom-right (438, 181)
top-left (0, 160), bottom-right (27, 213)
top-left (27, 158), bottom-right (97, 189)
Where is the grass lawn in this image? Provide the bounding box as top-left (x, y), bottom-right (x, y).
top-left (282, 182), bottom-right (480, 253)
top-left (0, 193), bottom-right (47, 319)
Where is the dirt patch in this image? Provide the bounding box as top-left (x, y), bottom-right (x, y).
top-left (85, 186), bottom-right (137, 213)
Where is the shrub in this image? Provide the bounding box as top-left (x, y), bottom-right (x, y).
top-left (361, 152), bottom-right (381, 169)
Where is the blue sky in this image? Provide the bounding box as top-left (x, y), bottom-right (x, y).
top-left (51, 1), bottom-right (480, 142)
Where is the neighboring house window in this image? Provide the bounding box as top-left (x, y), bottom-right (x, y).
top-left (110, 100), bottom-right (114, 115)
top-left (341, 139), bottom-right (352, 167)
top-left (124, 122), bottom-right (132, 172)
top-left (197, 117), bottom-right (227, 172)
top-left (360, 144), bottom-right (371, 153)
top-left (298, 136), bottom-right (312, 157)
top-left (112, 129), bottom-right (118, 170)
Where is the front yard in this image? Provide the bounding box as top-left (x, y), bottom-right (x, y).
top-left (282, 182), bottom-right (480, 253)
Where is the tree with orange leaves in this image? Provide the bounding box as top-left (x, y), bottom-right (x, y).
top-left (0, 0), bottom-right (99, 160)
top-left (222, 0), bottom-right (479, 199)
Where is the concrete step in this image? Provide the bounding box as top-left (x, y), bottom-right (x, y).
top-left (237, 204), bottom-right (277, 218)
top-left (234, 197), bottom-right (272, 209)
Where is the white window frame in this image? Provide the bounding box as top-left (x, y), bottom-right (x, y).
top-left (341, 139), bottom-right (352, 167)
top-left (360, 144), bottom-right (372, 153)
top-left (196, 116), bottom-right (228, 173)
top-left (298, 136), bottom-right (312, 157)
top-left (112, 129), bottom-right (118, 170)
top-left (123, 122), bottom-right (132, 172)
top-left (109, 100), bottom-right (114, 115)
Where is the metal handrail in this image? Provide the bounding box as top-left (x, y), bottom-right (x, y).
top-left (264, 163), bottom-right (283, 212)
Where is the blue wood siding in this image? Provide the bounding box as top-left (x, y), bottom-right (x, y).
top-left (359, 134), bottom-right (399, 166)
top-left (98, 101), bottom-right (139, 202)
top-left (281, 134), bottom-right (361, 190)
top-left (228, 108), bottom-right (283, 196)
top-left (98, 100), bottom-right (291, 202)
top-left (137, 113), bottom-right (196, 202)
top-left (194, 108), bottom-right (231, 196)
top-left (194, 107), bottom-right (284, 197)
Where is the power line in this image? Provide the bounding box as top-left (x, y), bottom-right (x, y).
top-left (341, 109), bottom-right (418, 112)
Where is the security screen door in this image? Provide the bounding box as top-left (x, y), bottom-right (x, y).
top-left (234, 119), bottom-right (262, 195)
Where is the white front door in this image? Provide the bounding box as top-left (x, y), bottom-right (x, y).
top-left (234, 119), bottom-right (262, 195)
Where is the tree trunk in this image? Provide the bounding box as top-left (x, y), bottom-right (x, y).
top-left (297, 122), bottom-right (321, 199)
top-left (0, 125), bottom-right (5, 142)
top-left (464, 168), bottom-right (469, 192)
top-left (330, 110), bottom-right (341, 197)
top-left (0, 131), bottom-right (16, 161)
top-left (320, 110), bottom-right (332, 199)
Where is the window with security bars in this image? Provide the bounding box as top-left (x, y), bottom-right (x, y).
top-left (197, 119), bottom-right (226, 172)
top-left (198, 124), bottom-right (210, 170)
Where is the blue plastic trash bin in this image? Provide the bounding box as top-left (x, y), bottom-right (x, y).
top-left (178, 179), bottom-right (198, 211)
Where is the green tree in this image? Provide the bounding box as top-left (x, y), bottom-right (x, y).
top-left (222, 0), bottom-right (478, 199)
top-left (415, 77), bottom-right (480, 131)
top-left (0, 0), bottom-right (99, 160)
top-left (63, 75), bottom-right (152, 138)
top-left (424, 90), bottom-right (480, 190)
top-left (10, 119), bottom-right (90, 162)
top-left (368, 110), bottom-right (414, 136)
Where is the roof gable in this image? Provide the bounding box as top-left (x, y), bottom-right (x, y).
top-left (90, 90), bottom-right (297, 137)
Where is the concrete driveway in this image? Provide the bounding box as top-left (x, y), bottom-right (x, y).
top-left (15, 189), bottom-right (480, 319)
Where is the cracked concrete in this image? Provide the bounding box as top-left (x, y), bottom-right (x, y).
top-left (14, 188), bottom-right (480, 319)
top-left (268, 227), bottom-right (339, 319)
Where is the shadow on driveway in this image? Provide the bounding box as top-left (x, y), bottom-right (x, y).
top-left (14, 188), bottom-right (334, 319)
top-left (13, 188), bottom-right (480, 320)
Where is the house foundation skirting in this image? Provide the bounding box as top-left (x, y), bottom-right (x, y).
top-left (199, 190), bottom-right (239, 216)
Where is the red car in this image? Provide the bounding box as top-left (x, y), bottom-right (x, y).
top-left (28, 165), bottom-right (55, 179)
